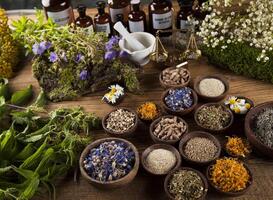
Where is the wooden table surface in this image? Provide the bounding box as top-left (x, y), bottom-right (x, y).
top-left (8, 4), bottom-right (273, 200)
top-left (9, 57), bottom-right (273, 200)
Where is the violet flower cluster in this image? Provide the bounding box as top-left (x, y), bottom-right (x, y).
top-left (83, 140), bottom-right (135, 182)
top-left (104, 36), bottom-right (128, 60)
top-left (32, 41), bottom-right (85, 64)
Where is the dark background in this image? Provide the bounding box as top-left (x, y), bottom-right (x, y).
top-left (0, 0), bottom-right (150, 10)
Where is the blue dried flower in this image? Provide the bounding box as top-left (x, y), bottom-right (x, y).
top-left (165, 87), bottom-right (193, 111)
top-left (84, 141), bottom-right (135, 182)
top-left (49, 52), bottom-right (58, 62)
top-left (79, 70), bottom-right (89, 80)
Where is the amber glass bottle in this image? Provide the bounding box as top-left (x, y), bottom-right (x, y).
top-left (149, 0), bottom-right (173, 35)
top-left (42, 0), bottom-right (74, 25)
top-left (128, 0), bottom-right (146, 32)
top-left (108, 0), bottom-right (130, 24)
top-left (94, 1), bottom-right (112, 36)
top-left (75, 4), bottom-right (94, 33)
top-left (177, 3), bottom-right (192, 32)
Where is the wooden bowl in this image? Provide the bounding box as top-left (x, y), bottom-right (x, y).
top-left (206, 161), bottom-right (253, 196)
top-left (194, 74), bottom-right (229, 102)
top-left (136, 103), bottom-right (162, 124)
top-left (245, 101), bottom-right (273, 158)
top-left (224, 136), bottom-right (252, 160)
top-left (79, 137), bottom-right (140, 189)
top-left (179, 131), bottom-right (221, 166)
top-left (159, 67), bottom-right (191, 89)
top-left (141, 144), bottom-right (181, 176)
top-left (164, 167), bottom-right (208, 200)
top-left (194, 103), bottom-right (234, 133)
top-left (224, 95), bottom-right (254, 116)
top-left (161, 87), bottom-right (198, 116)
top-left (102, 108), bottom-right (139, 138)
top-left (149, 115), bottom-right (188, 145)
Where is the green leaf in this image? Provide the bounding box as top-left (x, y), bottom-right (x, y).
top-left (30, 90), bottom-right (47, 108)
top-left (0, 78), bottom-right (10, 100)
top-left (11, 85), bottom-right (33, 106)
top-left (15, 144), bottom-right (35, 161)
top-left (19, 139), bottom-right (47, 170)
top-left (0, 96), bottom-right (7, 119)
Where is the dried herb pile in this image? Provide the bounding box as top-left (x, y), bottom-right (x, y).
top-left (12, 11), bottom-right (140, 102)
top-left (210, 158), bottom-right (250, 192)
top-left (0, 9), bottom-right (20, 78)
top-left (0, 80), bottom-right (100, 199)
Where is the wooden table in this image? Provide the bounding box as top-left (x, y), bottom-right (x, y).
top-left (8, 4), bottom-right (273, 200)
top-left (10, 57), bottom-right (273, 200)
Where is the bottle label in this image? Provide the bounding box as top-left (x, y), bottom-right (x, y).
top-left (95, 23), bottom-right (111, 35)
top-left (152, 11), bottom-right (172, 30)
top-left (109, 6), bottom-right (130, 23)
top-left (129, 20), bottom-right (144, 32)
top-left (47, 7), bottom-right (72, 26)
top-left (180, 20), bottom-right (191, 30)
top-left (84, 25), bottom-right (94, 34)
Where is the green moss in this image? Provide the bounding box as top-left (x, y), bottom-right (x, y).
top-left (201, 42), bottom-right (273, 83)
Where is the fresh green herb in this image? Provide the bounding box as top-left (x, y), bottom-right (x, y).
top-left (12, 11), bottom-right (140, 102)
top-left (0, 82), bottom-right (100, 199)
top-left (10, 85), bottom-right (33, 106)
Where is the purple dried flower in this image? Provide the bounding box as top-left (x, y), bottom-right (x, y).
top-left (119, 50), bottom-right (128, 58)
top-left (40, 41), bottom-right (52, 50)
top-left (75, 53), bottom-right (84, 63)
top-left (104, 50), bottom-right (118, 60)
top-left (32, 43), bottom-right (44, 55)
top-left (49, 52), bottom-right (58, 62)
top-left (79, 70), bottom-right (89, 80)
top-left (32, 41), bottom-right (52, 55)
top-left (105, 36), bottom-right (120, 51)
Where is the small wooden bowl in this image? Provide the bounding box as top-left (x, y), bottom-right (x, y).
top-left (206, 161), bottom-right (253, 196)
top-left (79, 137), bottom-right (140, 189)
top-left (159, 67), bottom-right (191, 89)
top-left (224, 96), bottom-right (254, 116)
top-left (102, 108), bottom-right (139, 138)
top-left (194, 103), bottom-right (234, 133)
top-left (141, 144), bottom-right (181, 176)
top-left (136, 103), bottom-right (162, 124)
top-left (245, 101), bottom-right (273, 158)
top-left (164, 167), bottom-right (208, 200)
top-left (149, 115), bottom-right (188, 145)
top-left (224, 136), bottom-right (252, 160)
top-left (179, 131), bottom-right (221, 166)
top-left (194, 74), bottom-right (229, 102)
top-left (161, 87), bottom-right (198, 116)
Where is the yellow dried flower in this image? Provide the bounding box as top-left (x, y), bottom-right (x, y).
top-left (137, 102), bottom-right (159, 120)
top-left (210, 158), bottom-right (250, 192)
top-left (226, 136), bottom-right (251, 157)
top-left (0, 9), bottom-right (19, 78)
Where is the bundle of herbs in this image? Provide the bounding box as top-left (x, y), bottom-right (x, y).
top-left (12, 11), bottom-right (140, 102)
top-left (0, 80), bottom-right (101, 199)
